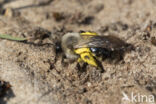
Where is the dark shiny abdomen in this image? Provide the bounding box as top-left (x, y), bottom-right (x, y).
top-left (90, 47), bottom-right (112, 58)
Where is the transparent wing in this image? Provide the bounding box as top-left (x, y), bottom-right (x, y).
top-left (74, 35), bottom-right (127, 51)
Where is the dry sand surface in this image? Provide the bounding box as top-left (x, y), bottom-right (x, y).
top-left (0, 0), bottom-right (156, 104)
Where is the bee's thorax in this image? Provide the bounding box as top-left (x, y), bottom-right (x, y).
top-left (61, 33), bottom-right (81, 60)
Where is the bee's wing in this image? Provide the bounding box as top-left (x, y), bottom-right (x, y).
top-left (74, 35), bottom-right (127, 51)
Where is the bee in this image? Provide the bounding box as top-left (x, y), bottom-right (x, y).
top-left (59, 31), bottom-right (132, 69)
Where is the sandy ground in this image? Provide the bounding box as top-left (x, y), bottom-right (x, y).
top-left (0, 0), bottom-right (156, 104)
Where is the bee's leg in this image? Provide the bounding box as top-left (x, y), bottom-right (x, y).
top-left (81, 53), bottom-right (105, 73)
top-left (119, 50), bottom-right (125, 60)
top-left (95, 59), bottom-right (105, 73)
top-left (92, 56), bottom-right (105, 72)
top-left (61, 55), bottom-right (70, 67)
top-left (76, 62), bottom-right (88, 72)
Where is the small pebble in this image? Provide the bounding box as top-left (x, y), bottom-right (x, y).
top-left (87, 82), bottom-right (92, 87)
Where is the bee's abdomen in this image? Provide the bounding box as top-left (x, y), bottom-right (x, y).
top-left (90, 47), bottom-right (112, 58)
